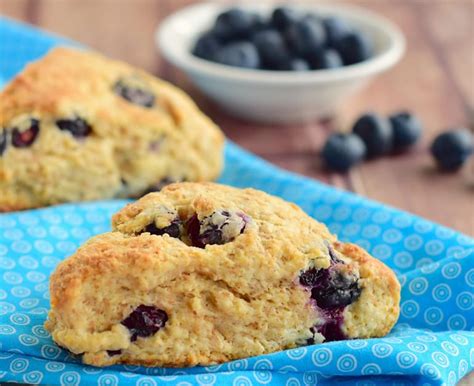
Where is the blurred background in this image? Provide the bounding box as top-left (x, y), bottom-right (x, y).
top-left (0, 0), bottom-right (473, 236)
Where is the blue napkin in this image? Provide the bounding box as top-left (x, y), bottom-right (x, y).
top-left (0, 17), bottom-right (473, 386)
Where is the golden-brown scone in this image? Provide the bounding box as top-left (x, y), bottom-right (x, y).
top-left (45, 182), bottom-right (400, 367)
top-left (0, 48), bottom-right (224, 211)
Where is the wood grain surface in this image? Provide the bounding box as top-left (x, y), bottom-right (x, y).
top-left (0, 0), bottom-right (472, 238)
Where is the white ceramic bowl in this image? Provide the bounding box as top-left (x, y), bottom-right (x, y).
top-left (157, 2), bottom-right (405, 124)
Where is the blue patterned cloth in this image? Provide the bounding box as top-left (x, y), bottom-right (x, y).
top-left (0, 16), bottom-right (473, 386)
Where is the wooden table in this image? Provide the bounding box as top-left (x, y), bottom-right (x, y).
top-left (1, 0), bottom-right (473, 237)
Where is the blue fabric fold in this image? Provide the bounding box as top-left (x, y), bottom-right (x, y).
top-left (0, 16), bottom-right (473, 386)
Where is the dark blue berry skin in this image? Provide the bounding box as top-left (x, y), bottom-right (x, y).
top-left (271, 6), bottom-right (300, 31)
top-left (285, 18), bottom-right (326, 58)
top-left (310, 269), bottom-right (361, 309)
top-left (11, 119), bottom-right (40, 148)
top-left (430, 129), bottom-right (473, 171)
top-left (213, 8), bottom-right (259, 41)
top-left (308, 49), bottom-right (343, 70)
top-left (107, 350), bottom-right (122, 356)
top-left (252, 29), bottom-right (291, 69)
top-left (114, 81), bottom-right (155, 108)
top-left (300, 246), bottom-right (361, 342)
top-left (121, 305), bottom-right (168, 342)
top-left (279, 58), bottom-right (310, 71)
top-left (56, 117), bottom-right (92, 138)
top-left (0, 130), bottom-right (7, 156)
top-left (389, 112), bottom-right (423, 151)
top-left (214, 42), bottom-right (261, 69)
top-left (144, 218), bottom-right (181, 238)
top-left (321, 133), bottom-right (366, 172)
top-left (352, 113), bottom-right (393, 157)
top-left (336, 31), bottom-right (373, 65)
top-left (192, 31), bottom-right (221, 61)
top-left (323, 17), bottom-right (352, 48)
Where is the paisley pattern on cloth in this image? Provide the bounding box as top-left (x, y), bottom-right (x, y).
top-left (0, 17), bottom-right (473, 386)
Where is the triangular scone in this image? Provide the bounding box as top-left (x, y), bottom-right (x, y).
top-left (0, 48), bottom-right (223, 211)
top-left (46, 182), bottom-right (400, 367)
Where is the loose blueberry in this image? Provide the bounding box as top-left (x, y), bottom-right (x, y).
top-left (107, 349), bottom-right (122, 356)
top-left (308, 49), bottom-right (343, 70)
top-left (187, 210), bottom-right (250, 248)
top-left (213, 8), bottom-right (259, 41)
top-left (114, 80), bottom-right (155, 108)
top-left (321, 133), bottom-right (366, 172)
top-left (145, 218), bottom-right (181, 238)
top-left (323, 17), bottom-right (352, 48)
top-left (252, 29), bottom-right (292, 69)
top-left (11, 118), bottom-right (40, 148)
top-left (121, 305), bottom-right (168, 342)
top-left (285, 17), bottom-right (326, 58)
top-left (0, 130), bottom-right (7, 156)
top-left (214, 42), bottom-right (261, 69)
top-left (56, 117), bottom-right (92, 138)
top-left (311, 269), bottom-right (361, 309)
top-left (430, 129), bottom-right (473, 171)
top-left (389, 112), bottom-right (423, 151)
top-left (336, 31), bottom-right (373, 65)
top-left (192, 31), bottom-right (222, 61)
top-left (271, 6), bottom-right (300, 31)
top-left (352, 113), bottom-right (393, 157)
top-left (279, 58), bottom-right (310, 71)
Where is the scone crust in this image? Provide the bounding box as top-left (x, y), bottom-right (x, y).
top-left (46, 182), bottom-right (400, 367)
top-left (0, 48), bottom-right (224, 210)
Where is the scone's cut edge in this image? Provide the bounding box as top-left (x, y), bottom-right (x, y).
top-left (45, 182), bottom-right (401, 367)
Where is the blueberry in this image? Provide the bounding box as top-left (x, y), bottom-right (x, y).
top-left (336, 31), bottom-right (373, 65)
top-left (187, 210), bottom-right (250, 248)
top-left (430, 129), bottom-right (473, 171)
top-left (121, 305), bottom-right (168, 342)
top-left (279, 58), bottom-right (310, 71)
top-left (145, 218), bottom-right (181, 238)
top-left (389, 112), bottom-right (423, 151)
top-left (113, 80), bottom-right (155, 108)
top-left (308, 49), bottom-right (343, 70)
top-left (0, 130), bottom-right (7, 156)
top-left (192, 31), bottom-right (221, 61)
top-left (311, 269), bottom-right (361, 309)
top-left (252, 29), bottom-right (291, 69)
top-left (352, 113), bottom-right (393, 157)
top-left (321, 133), bottom-right (366, 172)
top-left (285, 17), bottom-right (326, 58)
top-left (316, 313), bottom-right (346, 342)
top-left (214, 42), bottom-right (261, 69)
top-left (213, 8), bottom-right (259, 41)
top-left (56, 117), bottom-right (92, 138)
top-left (271, 6), bottom-right (300, 31)
top-left (323, 17), bottom-right (351, 48)
top-left (107, 349), bottom-right (122, 356)
top-left (299, 268), bottom-right (323, 287)
top-left (11, 118), bottom-right (40, 148)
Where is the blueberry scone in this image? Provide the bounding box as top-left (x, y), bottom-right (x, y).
top-left (45, 182), bottom-right (400, 367)
top-left (0, 48), bottom-right (223, 211)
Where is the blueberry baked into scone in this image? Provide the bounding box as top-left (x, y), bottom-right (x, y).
top-left (0, 48), bottom-right (223, 211)
top-left (45, 182), bottom-right (400, 367)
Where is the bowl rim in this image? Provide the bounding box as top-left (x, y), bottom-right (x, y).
top-left (156, 1), bottom-right (406, 84)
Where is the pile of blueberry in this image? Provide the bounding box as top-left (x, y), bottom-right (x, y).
top-left (192, 6), bottom-right (373, 71)
top-left (321, 111), bottom-right (473, 173)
